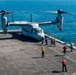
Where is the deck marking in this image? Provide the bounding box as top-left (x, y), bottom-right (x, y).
top-left (50, 47), bottom-right (76, 63)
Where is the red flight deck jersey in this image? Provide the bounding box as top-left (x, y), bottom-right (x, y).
top-left (62, 60), bottom-right (67, 65)
top-left (63, 46), bottom-right (67, 50)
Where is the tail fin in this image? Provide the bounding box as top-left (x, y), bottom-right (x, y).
top-left (30, 13), bottom-right (32, 22)
top-left (12, 13), bottom-right (14, 22)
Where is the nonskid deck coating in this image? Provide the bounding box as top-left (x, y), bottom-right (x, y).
top-left (0, 30), bottom-right (76, 75)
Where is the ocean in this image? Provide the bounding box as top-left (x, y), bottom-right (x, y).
top-left (0, 0), bottom-right (76, 45)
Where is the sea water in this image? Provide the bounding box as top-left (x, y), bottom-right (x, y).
top-left (0, 0), bottom-right (76, 45)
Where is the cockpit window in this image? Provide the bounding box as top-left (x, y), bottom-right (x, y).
top-left (37, 30), bottom-right (42, 33)
top-left (32, 29), bottom-right (37, 34)
top-left (32, 28), bottom-right (42, 34)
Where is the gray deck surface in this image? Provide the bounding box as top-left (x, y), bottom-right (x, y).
top-left (0, 31), bottom-right (76, 75)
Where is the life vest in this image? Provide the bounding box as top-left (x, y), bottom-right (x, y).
top-left (53, 39), bottom-right (56, 44)
top-left (41, 47), bottom-right (46, 52)
top-left (70, 42), bottom-right (74, 47)
top-left (62, 60), bottom-right (67, 65)
top-left (63, 46), bottom-right (67, 50)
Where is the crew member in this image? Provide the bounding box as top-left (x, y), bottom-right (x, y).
top-left (63, 45), bottom-right (67, 56)
top-left (53, 39), bottom-right (56, 46)
top-left (70, 42), bottom-right (74, 52)
top-left (41, 37), bottom-right (44, 44)
top-left (41, 47), bottom-right (46, 58)
top-left (62, 60), bottom-right (67, 72)
top-left (50, 38), bottom-right (53, 45)
top-left (45, 36), bottom-right (48, 45)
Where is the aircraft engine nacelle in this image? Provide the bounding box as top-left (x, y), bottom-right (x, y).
top-left (1, 15), bottom-right (7, 33)
top-left (56, 15), bottom-right (64, 31)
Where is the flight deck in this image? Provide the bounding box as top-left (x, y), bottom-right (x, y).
top-left (0, 30), bottom-right (76, 75)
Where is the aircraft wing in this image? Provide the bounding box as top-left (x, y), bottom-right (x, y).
top-left (7, 21), bottom-right (30, 26)
top-left (39, 21), bottom-right (58, 25)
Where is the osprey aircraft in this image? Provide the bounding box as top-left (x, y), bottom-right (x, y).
top-left (0, 9), bottom-right (72, 41)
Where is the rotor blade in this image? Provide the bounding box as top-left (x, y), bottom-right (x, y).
top-left (57, 9), bottom-right (76, 14)
top-left (6, 12), bottom-right (14, 14)
top-left (12, 10), bottom-right (27, 13)
top-left (0, 12), bottom-right (2, 14)
top-left (65, 12), bottom-right (76, 14)
top-left (61, 11), bottom-right (76, 14)
top-left (0, 10), bottom-right (16, 15)
top-left (41, 11), bottom-right (57, 13)
top-left (6, 10), bottom-right (27, 14)
top-left (18, 10), bottom-right (27, 12)
top-left (0, 11), bottom-right (5, 14)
